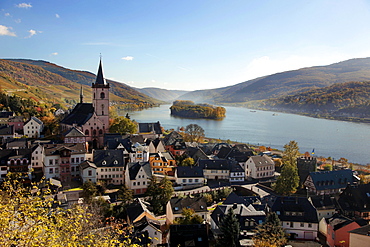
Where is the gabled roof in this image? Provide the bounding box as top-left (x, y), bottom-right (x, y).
top-left (0, 125), bottom-right (14, 135)
top-left (128, 162), bottom-right (152, 180)
top-left (93, 149), bottom-right (125, 167)
top-left (230, 162), bottom-right (244, 173)
top-left (0, 148), bottom-right (33, 165)
top-left (338, 183), bottom-right (370, 212)
top-left (248, 154), bottom-right (275, 166)
top-left (197, 159), bottom-right (231, 170)
top-left (163, 131), bottom-right (184, 146)
top-left (26, 116), bottom-right (43, 125)
top-left (138, 122), bottom-right (162, 135)
top-left (44, 143), bottom-right (87, 156)
top-left (64, 127), bottom-right (85, 137)
top-left (270, 196), bottom-right (319, 223)
top-left (309, 195), bottom-right (337, 210)
top-left (60, 103), bottom-right (94, 126)
top-left (326, 213), bottom-right (367, 231)
top-left (186, 146), bottom-right (208, 161)
top-left (5, 138), bottom-right (28, 149)
top-left (126, 198), bottom-right (157, 223)
top-left (169, 197), bottom-right (208, 214)
top-left (79, 160), bottom-right (97, 170)
top-left (308, 169), bottom-right (354, 191)
top-left (176, 166), bottom-right (203, 178)
top-left (348, 224), bottom-right (370, 235)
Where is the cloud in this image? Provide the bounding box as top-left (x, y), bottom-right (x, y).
top-left (51, 52), bottom-right (58, 56)
top-left (16, 3), bottom-right (32, 8)
top-left (55, 14), bottom-right (60, 18)
top-left (25, 29), bottom-right (42, 38)
top-left (5, 13), bottom-right (10, 17)
top-left (15, 19), bottom-right (21, 23)
top-left (0, 25), bottom-right (16, 36)
top-left (122, 56), bottom-right (134, 61)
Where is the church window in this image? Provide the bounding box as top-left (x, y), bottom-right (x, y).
top-left (93, 130), bottom-right (97, 136)
top-left (85, 130), bottom-right (89, 135)
top-left (100, 92), bottom-right (105, 99)
top-left (99, 129), bottom-right (103, 135)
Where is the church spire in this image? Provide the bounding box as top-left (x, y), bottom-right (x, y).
top-left (80, 85), bottom-right (84, 103)
top-left (95, 57), bottom-right (106, 85)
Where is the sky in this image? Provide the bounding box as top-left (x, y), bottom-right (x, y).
top-left (2, 0), bottom-right (370, 91)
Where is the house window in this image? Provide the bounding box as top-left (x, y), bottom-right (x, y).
top-left (308, 223), bottom-right (312, 228)
top-left (71, 166), bottom-right (75, 172)
top-left (88, 170), bottom-right (92, 176)
top-left (290, 222), bottom-right (294, 228)
top-left (300, 223), bottom-right (304, 227)
top-left (49, 168), bottom-right (53, 174)
top-left (49, 160), bottom-right (53, 165)
top-left (183, 179), bottom-right (186, 183)
top-left (55, 168), bottom-right (59, 173)
top-left (133, 182), bottom-right (136, 186)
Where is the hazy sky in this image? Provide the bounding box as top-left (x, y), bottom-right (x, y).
top-left (2, 0), bottom-right (370, 90)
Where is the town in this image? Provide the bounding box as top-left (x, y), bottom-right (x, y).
top-left (1, 60), bottom-right (369, 247)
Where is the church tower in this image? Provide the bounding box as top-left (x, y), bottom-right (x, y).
top-left (92, 58), bottom-right (110, 132)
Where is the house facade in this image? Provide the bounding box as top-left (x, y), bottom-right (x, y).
top-left (23, 116), bottom-right (43, 138)
top-left (94, 149), bottom-right (125, 185)
top-left (125, 161), bottom-right (152, 195)
top-left (245, 154), bottom-right (275, 179)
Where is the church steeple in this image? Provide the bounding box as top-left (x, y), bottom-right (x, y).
top-left (94, 58), bottom-right (106, 85)
top-left (80, 86), bottom-right (84, 103)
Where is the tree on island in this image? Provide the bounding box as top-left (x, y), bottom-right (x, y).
top-left (109, 116), bottom-right (137, 135)
top-left (253, 212), bottom-right (287, 247)
top-left (274, 140), bottom-right (300, 195)
top-left (145, 176), bottom-right (174, 215)
top-left (184, 124), bottom-right (205, 142)
top-left (217, 208), bottom-right (240, 247)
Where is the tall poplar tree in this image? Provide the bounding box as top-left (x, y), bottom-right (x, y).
top-left (274, 140), bottom-right (300, 195)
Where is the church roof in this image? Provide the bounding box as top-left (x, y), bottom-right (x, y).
top-left (63, 127), bottom-right (86, 137)
top-left (92, 59), bottom-right (107, 86)
top-left (61, 103), bottom-right (94, 126)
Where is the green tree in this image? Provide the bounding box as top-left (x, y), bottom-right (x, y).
top-left (282, 140), bottom-right (300, 167)
top-left (217, 208), bottom-right (240, 247)
top-left (145, 176), bottom-right (174, 215)
top-left (82, 180), bottom-right (98, 203)
top-left (253, 212), bottom-right (287, 247)
top-left (174, 208), bottom-right (203, 225)
top-left (109, 116), bottom-right (137, 135)
top-left (184, 124), bottom-right (205, 142)
top-left (274, 141), bottom-right (300, 195)
top-left (118, 184), bottom-right (133, 202)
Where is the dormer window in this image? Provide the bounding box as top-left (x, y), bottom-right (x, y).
top-left (114, 160), bottom-right (118, 165)
top-left (102, 160), bottom-right (106, 165)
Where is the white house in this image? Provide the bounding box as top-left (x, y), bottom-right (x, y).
top-left (23, 116), bottom-right (44, 138)
top-left (125, 161), bottom-right (152, 195)
top-left (79, 160), bottom-right (97, 183)
top-left (175, 166), bottom-right (205, 189)
top-left (94, 149), bottom-right (125, 185)
top-left (245, 154), bottom-right (275, 179)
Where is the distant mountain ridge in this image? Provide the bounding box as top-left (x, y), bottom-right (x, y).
top-left (135, 87), bottom-right (189, 102)
top-left (1, 59), bottom-right (161, 108)
top-left (178, 57), bottom-right (370, 104)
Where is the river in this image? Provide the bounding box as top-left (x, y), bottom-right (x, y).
top-left (123, 105), bottom-right (370, 165)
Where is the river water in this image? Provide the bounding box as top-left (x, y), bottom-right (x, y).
top-left (123, 105), bottom-right (370, 165)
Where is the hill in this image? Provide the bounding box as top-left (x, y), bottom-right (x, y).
top-left (135, 87), bottom-right (189, 102)
top-left (178, 57), bottom-right (370, 104)
top-left (255, 81), bottom-right (370, 121)
top-left (2, 59), bottom-right (161, 108)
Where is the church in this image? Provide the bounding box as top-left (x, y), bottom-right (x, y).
top-left (60, 59), bottom-right (110, 149)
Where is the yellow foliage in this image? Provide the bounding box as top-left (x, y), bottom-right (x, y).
top-left (0, 175), bottom-right (138, 246)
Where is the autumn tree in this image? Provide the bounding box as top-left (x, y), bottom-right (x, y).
top-left (184, 124), bottom-right (205, 142)
top-left (82, 180), bottom-right (98, 203)
top-left (217, 208), bottom-right (240, 247)
top-left (253, 212), bottom-right (287, 247)
top-left (109, 116), bottom-right (137, 135)
top-left (145, 176), bottom-right (174, 215)
top-left (274, 141), bottom-right (300, 195)
top-left (179, 157), bottom-right (195, 166)
top-left (0, 175), bottom-right (135, 246)
top-left (174, 208), bottom-right (203, 225)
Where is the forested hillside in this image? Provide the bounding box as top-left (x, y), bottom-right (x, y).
top-left (255, 81), bottom-right (370, 120)
top-left (2, 59), bottom-right (161, 109)
top-left (179, 57), bottom-right (370, 104)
